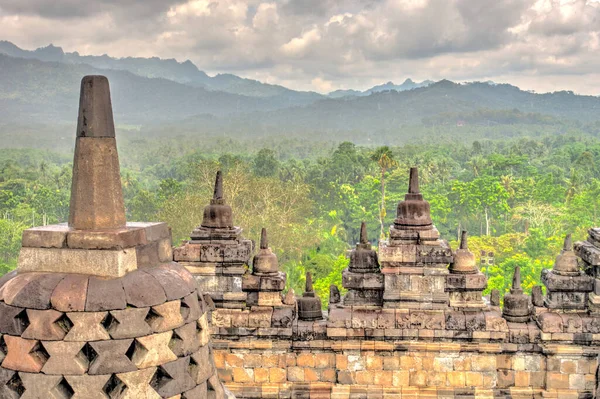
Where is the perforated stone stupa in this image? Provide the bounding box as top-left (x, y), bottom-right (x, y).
top-left (0, 76), bottom-right (232, 399)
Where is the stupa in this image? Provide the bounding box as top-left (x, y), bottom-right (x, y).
top-left (0, 76), bottom-right (232, 398)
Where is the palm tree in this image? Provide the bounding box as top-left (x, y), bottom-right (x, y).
top-left (370, 147), bottom-right (398, 239)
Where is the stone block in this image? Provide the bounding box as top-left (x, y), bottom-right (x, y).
top-left (170, 322), bottom-right (201, 357)
top-left (105, 307), bottom-right (153, 339)
top-left (18, 373), bottom-right (65, 399)
top-left (64, 312), bottom-right (111, 341)
top-left (0, 368), bottom-right (22, 399)
top-left (85, 276), bottom-right (127, 312)
top-left (4, 272), bottom-right (65, 310)
top-left (242, 274), bottom-right (260, 291)
top-left (259, 273), bottom-right (287, 292)
top-left (41, 341), bottom-right (88, 375)
top-left (2, 336), bottom-right (48, 373)
top-left (21, 224), bottom-right (68, 248)
top-left (22, 309), bottom-right (69, 341)
top-left (249, 307), bottom-right (273, 328)
top-left (151, 357), bottom-right (196, 397)
top-left (143, 264), bottom-right (195, 301)
top-left (18, 246), bottom-right (137, 278)
top-left (258, 292), bottom-right (282, 306)
top-left (50, 274), bottom-right (89, 312)
top-left (131, 331), bottom-right (178, 369)
top-left (66, 226), bottom-right (147, 250)
top-left (0, 302), bottom-right (29, 335)
top-left (65, 375), bottom-right (112, 399)
top-left (272, 306), bottom-right (294, 328)
top-left (87, 339), bottom-right (137, 375)
top-left (191, 345), bottom-right (214, 384)
top-left (537, 312), bottom-right (564, 333)
top-left (122, 269), bottom-right (167, 308)
top-left (113, 367), bottom-right (161, 399)
top-left (147, 300), bottom-right (185, 333)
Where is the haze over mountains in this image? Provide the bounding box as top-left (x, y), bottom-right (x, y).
top-left (1, 40), bottom-right (600, 147)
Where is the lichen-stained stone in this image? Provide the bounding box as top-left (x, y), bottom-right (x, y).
top-left (5, 273), bottom-right (66, 310)
top-left (113, 367), bottom-right (161, 399)
top-left (19, 373), bottom-right (67, 399)
top-left (131, 331), bottom-right (178, 369)
top-left (41, 341), bottom-right (88, 375)
top-left (272, 306), bottom-right (294, 328)
top-left (146, 300), bottom-right (185, 333)
top-left (0, 302), bottom-right (30, 335)
top-left (50, 274), bottom-right (89, 312)
top-left (191, 345), bottom-right (214, 384)
top-left (85, 276), bottom-right (127, 312)
top-left (64, 374), bottom-right (111, 399)
top-left (2, 336), bottom-right (48, 373)
top-left (197, 313), bottom-right (210, 347)
top-left (122, 270), bottom-right (167, 308)
top-left (151, 357), bottom-right (196, 397)
top-left (87, 339), bottom-right (137, 375)
top-left (105, 307), bottom-right (153, 339)
top-left (22, 309), bottom-right (70, 341)
top-left (64, 312), bottom-right (111, 341)
top-left (0, 368), bottom-right (23, 399)
top-left (181, 293), bottom-right (202, 324)
top-left (144, 264), bottom-right (194, 301)
top-left (170, 322), bottom-right (201, 357)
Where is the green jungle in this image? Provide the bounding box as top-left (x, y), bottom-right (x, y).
top-left (2, 122), bottom-right (600, 306)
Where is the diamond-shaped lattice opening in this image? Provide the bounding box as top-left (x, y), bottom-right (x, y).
top-left (56, 313), bottom-right (74, 334)
top-left (150, 365), bottom-right (173, 392)
top-left (101, 312), bottom-right (118, 333)
top-left (81, 342), bottom-right (98, 364)
top-left (168, 329), bottom-right (183, 353)
top-left (6, 373), bottom-right (25, 396)
top-left (52, 377), bottom-right (74, 399)
top-left (125, 339), bottom-right (144, 362)
top-left (32, 341), bottom-right (50, 366)
top-left (0, 335), bottom-right (7, 358)
top-left (180, 300), bottom-right (191, 321)
top-left (144, 307), bottom-right (162, 329)
top-left (15, 309), bottom-right (30, 333)
top-left (188, 355), bottom-right (199, 381)
top-left (103, 374), bottom-right (125, 398)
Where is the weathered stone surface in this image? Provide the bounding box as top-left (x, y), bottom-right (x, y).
top-left (41, 341), bottom-right (88, 375)
top-left (105, 307), bottom-right (153, 339)
top-left (131, 331), bottom-right (178, 369)
top-left (170, 322), bottom-right (201, 357)
top-left (21, 224), bottom-right (68, 249)
top-left (181, 293), bottom-right (202, 324)
top-left (112, 367), bottom-right (161, 398)
top-left (2, 336), bottom-right (48, 373)
top-left (122, 270), bottom-right (167, 308)
top-left (18, 246), bottom-right (137, 278)
top-left (87, 339), bottom-right (136, 375)
top-left (0, 368), bottom-right (22, 399)
top-left (65, 374), bottom-right (112, 399)
top-left (85, 276), bottom-right (127, 311)
top-left (22, 309), bottom-right (69, 340)
top-left (272, 307), bottom-right (294, 328)
top-left (5, 273), bottom-right (65, 310)
top-left (64, 312), bottom-right (110, 341)
top-left (151, 357), bottom-right (196, 397)
top-left (50, 274), bottom-right (89, 312)
top-left (19, 373), bottom-right (66, 399)
top-left (144, 264), bottom-right (194, 301)
top-left (66, 226), bottom-right (147, 250)
top-left (191, 345), bottom-right (214, 384)
top-left (146, 300), bottom-right (185, 333)
top-left (0, 302), bottom-right (29, 335)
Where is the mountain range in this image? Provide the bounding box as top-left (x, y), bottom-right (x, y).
top-left (1, 40), bottom-right (600, 145)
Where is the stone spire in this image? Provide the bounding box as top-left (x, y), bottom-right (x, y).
top-left (449, 231), bottom-right (477, 274)
top-left (69, 75), bottom-right (126, 230)
top-left (394, 167), bottom-right (433, 230)
top-left (201, 171), bottom-right (234, 229)
top-left (343, 222), bottom-right (383, 306)
top-left (252, 228), bottom-right (279, 275)
top-left (503, 266), bottom-right (532, 322)
top-left (5, 75), bottom-right (231, 399)
top-left (297, 272), bottom-right (323, 320)
top-left (543, 233), bottom-right (593, 309)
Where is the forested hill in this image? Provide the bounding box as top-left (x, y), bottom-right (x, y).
top-left (2, 50), bottom-right (600, 141)
top-left (0, 41), bottom-right (322, 102)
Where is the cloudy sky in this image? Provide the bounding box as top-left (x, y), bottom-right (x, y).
top-left (1, 0), bottom-right (599, 94)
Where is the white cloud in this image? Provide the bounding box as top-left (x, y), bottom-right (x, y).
top-left (1, 0), bottom-right (600, 94)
